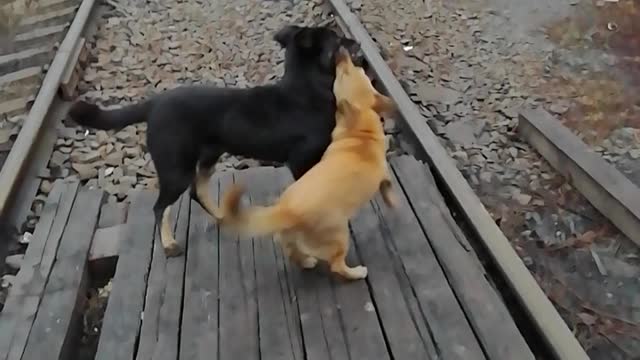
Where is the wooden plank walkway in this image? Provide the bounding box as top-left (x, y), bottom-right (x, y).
top-left (0, 155), bottom-right (536, 360)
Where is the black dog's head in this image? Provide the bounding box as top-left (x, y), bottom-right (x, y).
top-left (274, 25), bottom-right (368, 74)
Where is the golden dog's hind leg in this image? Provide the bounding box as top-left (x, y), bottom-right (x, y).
top-left (279, 232), bottom-right (318, 269)
top-left (379, 178), bottom-right (398, 208)
top-left (326, 226), bottom-right (367, 280)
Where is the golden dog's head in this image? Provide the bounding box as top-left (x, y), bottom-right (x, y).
top-left (332, 47), bottom-right (395, 137)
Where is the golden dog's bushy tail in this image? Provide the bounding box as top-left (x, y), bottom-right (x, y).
top-left (219, 184), bottom-right (297, 237)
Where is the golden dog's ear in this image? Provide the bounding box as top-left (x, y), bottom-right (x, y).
top-left (372, 94), bottom-right (396, 115)
top-left (274, 25), bottom-right (303, 47)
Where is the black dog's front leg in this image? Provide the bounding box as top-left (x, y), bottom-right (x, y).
top-left (287, 139), bottom-right (329, 180)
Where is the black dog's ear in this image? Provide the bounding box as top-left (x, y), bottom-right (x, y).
top-left (340, 38), bottom-right (361, 58)
top-left (341, 38), bottom-right (368, 68)
top-left (274, 25), bottom-right (303, 47)
top-left (293, 28), bottom-right (314, 50)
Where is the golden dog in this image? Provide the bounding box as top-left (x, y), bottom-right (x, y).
top-left (217, 47), bottom-right (397, 280)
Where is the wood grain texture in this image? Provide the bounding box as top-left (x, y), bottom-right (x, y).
top-left (89, 224), bottom-right (126, 261)
top-left (180, 175), bottom-right (220, 360)
top-left (97, 202), bottom-right (128, 228)
top-left (368, 169), bottom-right (485, 360)
top-left (349, 201), bottom-right (438, 360)
top-left (243, 167), bottom-right (303, 360)
top-left (95, 191), bottom-right (156, 360)
top-left (391, 156), bottom-right (533, 359)
top-left (21, 186), bottom-right (104, 360)
top-left (153, 194), bottom-right (190, 360)
top-left (0, 180), bottom-right (78, 360)
top-left (136, 194), bottom-right (189, 360)
top-left (218, 172), bottom-right (259, 360)
top-left (270, 169), bottom-right (350, 360)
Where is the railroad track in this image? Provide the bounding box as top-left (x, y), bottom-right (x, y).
top-left (0, 0), bottom-right (90, 250)
top-left (0, 0), bottom-right (593, 359)
top-left (0, 0), bottom-right (82, 166)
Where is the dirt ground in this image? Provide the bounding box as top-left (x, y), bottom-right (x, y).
top-left (350, 0), bottom-right (640, 357)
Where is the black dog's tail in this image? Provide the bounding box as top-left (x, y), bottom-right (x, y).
top-left (68, 100), bottom-right (150, 131)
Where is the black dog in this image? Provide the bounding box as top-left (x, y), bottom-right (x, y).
top-left (68, 25), bottom-right (365, 257)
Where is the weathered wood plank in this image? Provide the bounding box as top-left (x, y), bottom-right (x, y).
top-left (391, 156), bottom-right (534, 359)
top-left (97, 202), bottom-right (128, 228)
top-left (0, 46), bottom-right (51, 66)
top-left (135, 202), bottom-right (171, 360)
top-left (87, 223), bottom-right (125, 283)
top-left (268, 169), bottom-right (349, 360)
top-left (19, 6), bottom-right (78, 27)
top-left (0, 66), bottom-right (41, 86)
top-left (21, 186), bottom-right (104, 360)
top-left (180, 176), bottom-right (220, 360)
top-left (294, 263), bottom-right (349, 360)
top-left (136, 194), bottom-right (188, 360)
top-left (218, 172), bottom-right (259, 360)
top-left (349, 201), bottom-right (437, 360)
top-left (243, 167), bottom-right (302, 360)
top-left (13, 24), bottom-right (69, 42)
top-left (0, 180), bottom-right (77, 360)
top-left (94, 191), bottom-right (156, 360)
top-left (368, 169), bottom-right (484, 360)
top-left (152, 194), bottom-right (189, 360)
top-left (0, 97), bottom-right (29, 116)
top-left (270, 169), bottom-right (304, 360)
top-left (88, 224), bottom-right (126, 261)
top-left (519, 108), bottom-right (640, 247)
top-left (330, 245), bottom-right (390, 360)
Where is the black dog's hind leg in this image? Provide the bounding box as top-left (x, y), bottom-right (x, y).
top-left (154, 171), bottom-right (193, 257)
top-left (190, 148), bottom-right (223, 221)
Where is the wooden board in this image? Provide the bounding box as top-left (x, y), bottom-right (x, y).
top-left (390, 156), bottom-right (534, 359)
top-left (325, 1), bottom-right (588, 358)
top-left (267, 169), bottom-right (351, 360)
top-left (153, 194), bottom-right (189, 360)
top-left (94, 191), bottom-right (156, 360)
top-left (21, 186), bottom-right (104, 360)
top-left (217, 172), bottom-right (259, 360)
top-left (89, 224), bottom-right (126, 261)
top-left (365, 173), bottom-right (485, 360)
top-left (243, 167), bottom-right (303, 360)
top-left (0, 180), bottom-right (79, 360)
top-left (87, 223), bottom-right (126, 285)
top-left (519, 108), bottom-right (640, 247)
top-left (97, 202), bottom-right (128, 228)
top-left (349, 202), bottom-right (438, 360)
top-left (329, 246), bottom-right (391, 360)
top-left (179, 176), bottom-right (220, 360)
top-left (135, 194), bottom-right (189, 360)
